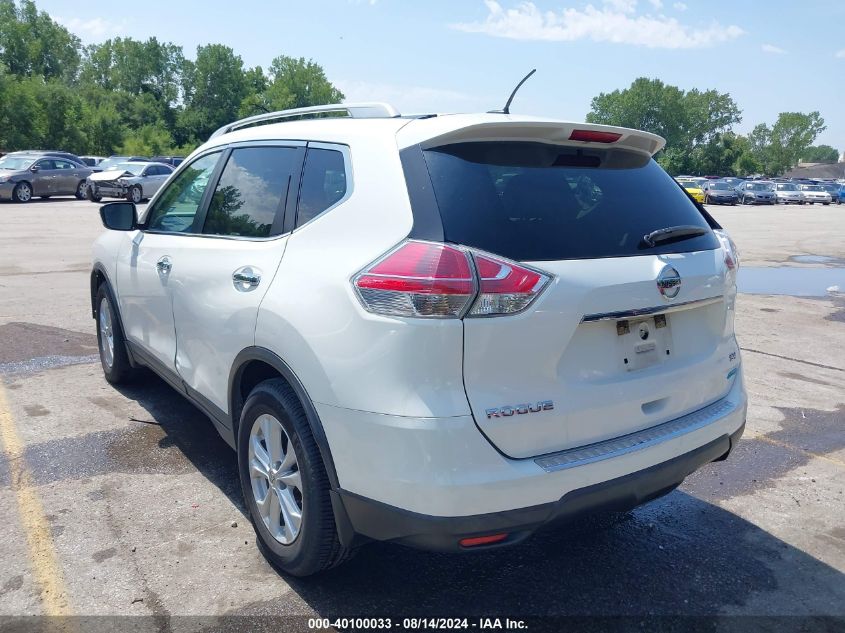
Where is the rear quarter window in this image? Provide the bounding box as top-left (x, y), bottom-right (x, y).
top-left (419, 142), bottom-right (719, 261)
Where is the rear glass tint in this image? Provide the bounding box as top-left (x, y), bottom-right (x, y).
top-left (421, 142), bottom-right (718, 261)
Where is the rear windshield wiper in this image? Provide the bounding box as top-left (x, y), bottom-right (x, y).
top-left (642, 225), bottom-right (708, 248)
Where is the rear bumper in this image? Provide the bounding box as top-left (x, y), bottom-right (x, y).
top-left (320, 372), bottom-right (747, 550)
top-left (335, 423), bottom-right (744, 552)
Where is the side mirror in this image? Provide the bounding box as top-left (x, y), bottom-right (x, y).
top-left (100, 202), bottom-right (137, 231)
top-left (30, 165), bottom-right (40, 172)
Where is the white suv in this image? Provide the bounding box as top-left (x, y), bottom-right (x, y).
top-left (91, 103), bottom-right (747, 576)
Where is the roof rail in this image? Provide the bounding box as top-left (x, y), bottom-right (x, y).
top-left (209, 102), bottom-right (401, 140)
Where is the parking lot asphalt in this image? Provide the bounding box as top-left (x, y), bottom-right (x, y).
top-left (0, 198), bottom-right (843, 628)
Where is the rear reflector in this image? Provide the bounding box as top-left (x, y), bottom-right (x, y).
top-left (569, 129), bottom-right (622, 143)
top-left (354, 241), bottom-right (551, 319)
top-left (459, 533), bottom-right (508, 548)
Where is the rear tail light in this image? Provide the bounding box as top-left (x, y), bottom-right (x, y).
top-left (714, 229), bottom-right (739, 273)
top-left (353, 241), bottom-right (475, 317)
top-left (353, 241), bottom-right (551, 318)
top-left (459, 533), bottom-right (508, 548)
top-left (468, 253), bottom-right (550, 316)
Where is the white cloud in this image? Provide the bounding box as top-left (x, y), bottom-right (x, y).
top-left (336, 80), bottom-right (480, 114)
top-left (761, 43), bottom-right (787, 55)
top-left (673, 2), bottom-right (687, 10)
top-left (450, 0), bottom-right (744, 49)
top-left (648, 0), bottom-right (663, 9)
top-left (54, 16), bottom-right (125, 41)
top-left (836, 49), bottom-right (845, 58)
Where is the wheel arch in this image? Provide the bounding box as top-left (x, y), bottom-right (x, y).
top-left (229, 347), bottom-right (340, 490)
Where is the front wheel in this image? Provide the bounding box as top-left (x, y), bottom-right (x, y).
top-left (95, 285), bottom-right (135, 384)
top-left (88, 186), bottom-right (102, 202)
top-left (12, 182), bottom-right (32, 203)
top-left (238, 379), bottom-right (350, 576)
top-left (127, 185), bottom-right (143, 204)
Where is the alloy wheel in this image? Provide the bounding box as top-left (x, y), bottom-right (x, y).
top-left (248, 414), bottom-right (303, 545)
top-left (98, 297), bottom-right (114, 369)
top-left (16, 183), bottom-right (31, 202)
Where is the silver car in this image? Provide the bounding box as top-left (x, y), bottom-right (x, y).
top-left (798, 185), bottom-right (832, 205)
top-left (0, 154), bottom-right (92, 202)
top-left (87, 161), bottom-right (174, 204)
top-left (773, 182), bottom-right (804, 205)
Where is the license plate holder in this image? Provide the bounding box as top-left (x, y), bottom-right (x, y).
top-left (616, 314), bottom-right (670, 371)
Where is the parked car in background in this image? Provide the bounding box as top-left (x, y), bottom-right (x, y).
top-left (798, 185), bottom-right (832, 205)
top-left (88, 161), bottom-right (174, 203)
top-left (702, 180), bottom-right (738, 205)
top-left (720, 177), bottom-right (745, 189)
top-left (5, 149), bottom-right (85, 165)
top-left (819, 183), bottom-right (840, 203)
top-left (736, 181), bottom-right (776, 205)
top-left (773, 182), bottom-right (804, 205)
top-left (150, 156), bottom-right (185, 167)
top-left (0, 153), bottom-right (92, 202)
top-left (80, 156), bottom-right (106, 167)
top-left (676, 178), bottom-right (705, 203)
top-left (91, 156), bottom-right (150, 173)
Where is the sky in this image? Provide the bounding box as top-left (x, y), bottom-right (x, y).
top-left (37, 0), bottom-right (845, 151)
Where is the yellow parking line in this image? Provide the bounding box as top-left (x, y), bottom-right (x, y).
top-left (0, 382), bottom-right (72, 616)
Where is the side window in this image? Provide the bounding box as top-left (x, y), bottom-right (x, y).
top-left (296, 148), bottom-right (347, 228)
top-left (36, 159), bottom-right (55, 170)
top-left (202, 146), bottom-right (299, 238)
top-left (53, 160), bottom-right (73, 170)
top-left (145, 152), bottom-right (220, 233)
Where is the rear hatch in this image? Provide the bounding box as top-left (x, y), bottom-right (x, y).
top-left (419, 138), bottom-right (738, 458)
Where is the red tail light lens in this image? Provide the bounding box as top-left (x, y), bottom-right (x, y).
top-left (569, 129), bottom-right (622, 143)
top-left (354, 241), bottom-right (475, 317)
top-left (468, 253), bottom-right (550, 316)
top-left (354, 241), bottom-right (551, 318)
top-left (459, 533), bottom-right (508, 548)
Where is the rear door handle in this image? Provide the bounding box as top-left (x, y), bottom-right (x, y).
top-left (156, 256), bottom-right (172, 274)
top-left (233, 267), bottom-right (261, 290)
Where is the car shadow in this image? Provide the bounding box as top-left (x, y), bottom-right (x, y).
top-left (105, 372), bottom-right (845, 624)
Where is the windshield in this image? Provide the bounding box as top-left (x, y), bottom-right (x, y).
top-left (710, 182), bottom-right (732, 190)
top-left (803, 185), bottom-right (822, 192)
top-left (748, 183), bottom-right (771, 191)
top-left (98, 157), bottom-right (133, 171)
top-left (0, 156), bottom-right (36, 170)
top-left (678, 180), bottom-right (701, 189)
top-left (114, 163), bottom-right (145, 176)
top-left (421, 142), bottom-right (718, 261)
top-left (776, 184), bottom-right (797, 191)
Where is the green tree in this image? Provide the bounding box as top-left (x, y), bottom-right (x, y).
top-left (180, 44), bottom-right (247, 141)
top-left (0, 0), bottom-right (80, 80)
top-left (587, 78), bottom-right (741, 175)
top-left (749, 112), bottom-right (827, 175)
top-left (800, 144), bottom-right (839, 164)
top-left (265, 56), bottom-right (344, 110)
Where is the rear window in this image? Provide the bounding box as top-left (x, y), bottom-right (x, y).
top-left (421, 142), bottom-right (718, 261)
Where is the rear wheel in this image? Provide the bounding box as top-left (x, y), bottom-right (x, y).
top-left (238, 379), bottom-right (350, 576)
top-left (75, 180), bottom-right (87, 200)
top-left (95, 285), bottom-right (134, 384)
top-left (12, 182), bottom-right (32, 203)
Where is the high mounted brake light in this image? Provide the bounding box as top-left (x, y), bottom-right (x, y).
top-left (569, 129), bottom-right (622, 143)
top-left (353, 241), bottom-right (551, 318)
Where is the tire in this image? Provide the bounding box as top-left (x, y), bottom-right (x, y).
top-left (704, 195), bottom-right (710, 205)
top-left (127, 184), bottom-right (143, 204)
top-left (75, 180), bottom-right (87, 200)
top-left (87, 185), bottom-right (102, 202)
top-left (823, 202), bottom-right (830, 206)
top-left (12, 181), bottom-right (32, 203)
top-left (95, 284), bottom-right (135, 384)
top-left (238, 379), bottom-right (350, 576)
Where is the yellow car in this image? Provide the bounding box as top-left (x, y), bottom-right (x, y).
top-left (676, 178), bottom-right (706, 204)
